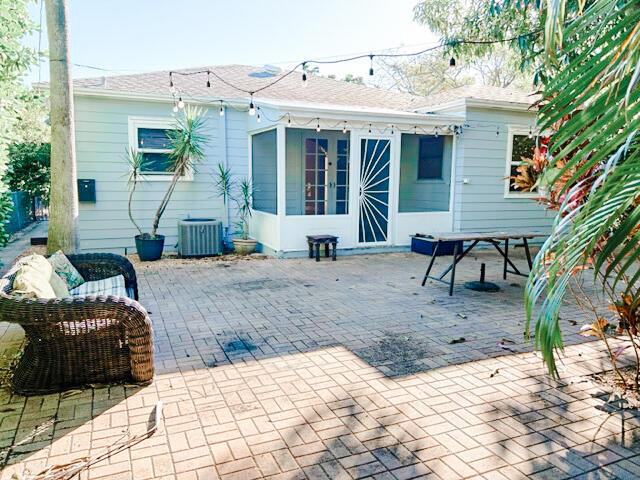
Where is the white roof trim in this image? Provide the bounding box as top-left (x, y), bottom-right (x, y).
top-left (419, 97), bottom-right (537, 113)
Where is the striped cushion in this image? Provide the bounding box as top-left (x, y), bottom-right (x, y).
top-left (70, 274), bottom-right (128, 298)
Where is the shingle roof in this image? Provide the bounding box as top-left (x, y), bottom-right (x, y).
top-left (71, 64), bottom-right (536, 112)
top-left (418, 84), bottom-right (539, 109)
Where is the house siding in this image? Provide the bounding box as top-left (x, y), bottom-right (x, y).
top-left (453, 106), bottom-right (555, 234)
top-left (74, 96), bottom-right (248, 253)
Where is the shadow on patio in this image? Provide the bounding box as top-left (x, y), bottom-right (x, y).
top-left (1, 251), bottom-right (637, 478)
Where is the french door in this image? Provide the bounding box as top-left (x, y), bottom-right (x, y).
top-left (358, 138), bottom-right (391, 244)
top-left (304, 137), bottom-right (350, 215)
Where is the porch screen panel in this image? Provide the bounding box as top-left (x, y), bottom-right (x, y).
top-left (251, 129), bottom-right (277, 214)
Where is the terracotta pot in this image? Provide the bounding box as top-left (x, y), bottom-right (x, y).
top-left (232, 238), bottom-right (257, 255)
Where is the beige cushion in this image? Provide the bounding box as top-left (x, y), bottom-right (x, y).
top-left (48, 250), bottom-right (85, 290)
top-left (49, 270), bottom-right (71, 298)
top-left (12, 254), bottom-right (57, 299)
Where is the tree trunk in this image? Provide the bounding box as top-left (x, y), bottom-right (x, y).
top-left (45, 0), bottom-right (79, 254)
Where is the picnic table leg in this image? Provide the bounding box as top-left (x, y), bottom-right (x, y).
top-left (325, 243), bottom-right (330, 258)
top-left (523, 238), bottom-right (533, 269)
top-left (315, 243), bottom-right (320, 262)
top-left (332, 242), bottom-right (337, 261)
top-left (503, 239), bottom-right (509, 279)
top-left (449, 241), bottom-right (460, 296)
top-left (421, 241), bottom-right (440, 286)
top-left (308, 241), bottom-right (313, 259)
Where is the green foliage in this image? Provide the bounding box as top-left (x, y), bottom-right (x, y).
top-left (150, 106), bottom-right (207, 238)
top-left (0, 0), bottom-right (40, 245)
top-left (524, 0), bottom-right (640, 376)
top-left (234, 179), bottom-right (252, 240)
top-left (0, 188), bottom-right (12, 247)
top-left (212, 166), bottom-right (252, 240)
top-left (413, 0), bottom-right (541, 72)
top-left (125, 147), bottom-right (145, 236)
top-left (5, 143), bottom-right (51, 201)
top-left (214, 163), bottom-right (234, 206)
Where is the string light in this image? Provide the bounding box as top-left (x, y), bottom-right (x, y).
top-left (169, 72), bottom-right (173, 88)
top-left (496, 126), bottom-right (500, 136)
top-left (257, 111), bottom-right (261, 123)
top-left (316, 118), bottom-right (321, 132)
top-left (172, 103), bottom-right (178, 113)
top-left (414, 125), bottom-right (417, 134)
top-left (177, 97), bottom-right (184, 109)
top-left (206, 71), bottom-right (211, 88)
top-left (369, 54), bottom-right (374, 76)
top-left (368, 123), bottom-right (372, 134)
top-left (219, 100), bottom-right (224, 116)
top-left (287, 114), bottom-right (291, 126)
top-left (435, 126), bottom-right (439, 138)
top-left (528, 126), bottom-right (533, 138)
top-left (390, 124), bottom-right (394, 135)
top-left (248, 94), bottom-right (256, 116)
top-left (342, 121), bottom-right (348, 134)
top-left (302, 62), bottom-right (307, 85)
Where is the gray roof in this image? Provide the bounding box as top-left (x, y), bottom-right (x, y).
top-left (72, 64), bottom-right (536, 112)
top-left (418, 84), bottom-right (538, 109)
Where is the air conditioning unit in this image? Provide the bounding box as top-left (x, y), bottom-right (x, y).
top-left (177, 218), bottom-right (223, 257)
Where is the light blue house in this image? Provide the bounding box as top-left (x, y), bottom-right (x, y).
top-left (71, 65), bottom-right (553, 256)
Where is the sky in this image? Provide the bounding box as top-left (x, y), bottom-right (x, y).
top-left (24, 0), bottom-right (439, 85)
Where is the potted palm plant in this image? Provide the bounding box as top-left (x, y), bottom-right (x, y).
top-left (213, 165), bottom-right (257, 255)
top-left (126, 105), bottom-right (207, 261)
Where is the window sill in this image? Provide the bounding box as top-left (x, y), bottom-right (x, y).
top-left (141, 172), bottom-right (194, 182)
top-left (504, 191), bottom-right (540, 199)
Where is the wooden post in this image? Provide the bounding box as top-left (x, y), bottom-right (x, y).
top-left (45, 0), bottom-right (79, 253)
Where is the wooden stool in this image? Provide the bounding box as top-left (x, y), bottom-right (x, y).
top-left (306, 235), bottom-right (338, 262)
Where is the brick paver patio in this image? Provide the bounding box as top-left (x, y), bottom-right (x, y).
top-left (1, 250), bottom-right (639, 479)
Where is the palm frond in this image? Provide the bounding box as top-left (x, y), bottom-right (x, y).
top-left (525, 0), bottom-right (640, 376)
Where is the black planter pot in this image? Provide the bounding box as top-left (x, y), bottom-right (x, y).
top-left (135, 234), bottom-right (165, 261)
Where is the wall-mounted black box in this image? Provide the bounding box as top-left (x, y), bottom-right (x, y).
top-left (78, 179), bottom-right (96, 202)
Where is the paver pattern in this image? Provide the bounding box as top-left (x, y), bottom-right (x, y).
top-left (1, 250), bottom-right (639, 479)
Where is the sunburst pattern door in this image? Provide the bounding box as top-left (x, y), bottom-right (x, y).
top-left (358, 138), bottom-right (391, 243)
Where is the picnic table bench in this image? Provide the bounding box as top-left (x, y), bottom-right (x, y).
top-left (416, 231), bottom-right (546, 296)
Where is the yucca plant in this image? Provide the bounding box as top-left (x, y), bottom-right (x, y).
top-left (150, 105), bottom-right (207, 238)
top-left (524, 0), bottom-right (640, 381)
top-left (125, 147), bottom-right (144, 236)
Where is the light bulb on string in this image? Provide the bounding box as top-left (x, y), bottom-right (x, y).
top-left (413, 125), bottom-right (417, 134)
top-left (177, 97), bottom-right (184, 109)
top-left (219, 101), bottom-right (224, 116)
top-left (172, 104), bottom-right (178, 113)
top-left (368, 123), bottom-right (372, 134)
top-left (342, 121), bottom-right (347, 134)
top-left (257, 112), bottom-right (261, 123)
top-left (369, 55), bottom-right (374, 76)
top-left (528, 126), bottom-right (533, 138)
top-left (496, 126), bottom-right (500, 136)
top-left (287, 114), bottom-right (291, 126)
top-left (248, 94), bottom-right (256, 116)
top-left (302, 62), bottom-right (307, 86)
top-left (206, 71), bottom-right (211, 88)
top-left (390, 124), bottom-right (394, 135)
top-left (316, 118), bottom-right (321, 133)
top-left (434, 126), bottom-right (439, 138)
top-left (169, 73), bottom-right (173, 88)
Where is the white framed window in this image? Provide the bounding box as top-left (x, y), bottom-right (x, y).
top-left (504, 126), bottom-right (542, 198)
top-left (128, 116), bottom-right (193, 181)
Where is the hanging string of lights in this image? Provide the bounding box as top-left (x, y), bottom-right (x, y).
top-left (166, 29), bottom-right (542, 135)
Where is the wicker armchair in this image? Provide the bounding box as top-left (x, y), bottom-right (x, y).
top-left (0, 253), bottom-right (154, 395)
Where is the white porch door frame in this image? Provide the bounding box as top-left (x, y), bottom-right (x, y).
top-left (350, 131), bottom-right (399, 247)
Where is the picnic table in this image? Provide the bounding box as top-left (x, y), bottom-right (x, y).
top-left (416, 231), bottom-right (546, 296)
